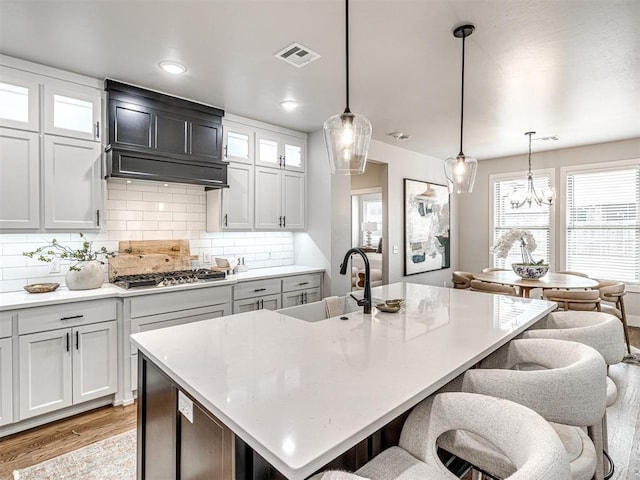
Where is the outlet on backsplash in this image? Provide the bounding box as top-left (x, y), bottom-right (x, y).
top-left (202, 252), bottom-right (211, 264)
top-left (49, 258), bottom-right (61, 273)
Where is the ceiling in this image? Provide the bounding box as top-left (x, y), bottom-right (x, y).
top-left (1, 0), bottom-right (638, 160)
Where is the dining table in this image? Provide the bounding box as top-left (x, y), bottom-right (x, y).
top-left (473, 270), bottom-right (600, 298)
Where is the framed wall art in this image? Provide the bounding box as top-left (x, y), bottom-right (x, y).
top-left (403, 179), bottom-right (450, 275)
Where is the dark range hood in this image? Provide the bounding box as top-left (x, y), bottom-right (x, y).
top-left (104, 80), bottom-right (228, 188)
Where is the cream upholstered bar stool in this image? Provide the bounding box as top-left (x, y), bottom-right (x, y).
top-left (470, 279), bottom-right (517, 296)
top-left (597, 280), bottom-right (631, 354)
top-left (309, 392), bottom-right (571, 480)
top-left (452, 271), bottom-right (474, 289)
top-left (542, 288), bottom-right (601, 311)
top-left (520, 311), bottom-right (625, 478)
top-left (437, 338), bottom-right (607, 480)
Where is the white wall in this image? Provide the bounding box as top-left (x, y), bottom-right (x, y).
top-left (458, 137), bottom-right (640, 325)
top-left (0, 178), bottom-right (294, 293)
top-left (297, 132), bottom-right (456, 295)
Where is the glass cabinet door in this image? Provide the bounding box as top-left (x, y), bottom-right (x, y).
top-left (0, 68), bottom-right (40, 132)
top-left (256, 131), bottom-right (281, 168)
top-left (283, 136), bottom-right (305, 172)
top-left (223, 123), bottom-right (254, 164)
top-left (44, 82), bottom-right (101, 141)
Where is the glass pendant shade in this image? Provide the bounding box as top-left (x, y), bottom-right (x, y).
top-left (324, 110), bottom-right (372, 175)
top-left (444, 153), bottom-right (478, 193)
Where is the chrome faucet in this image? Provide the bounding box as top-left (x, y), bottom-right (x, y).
top-left (339, 247), bottom-right (372, 314)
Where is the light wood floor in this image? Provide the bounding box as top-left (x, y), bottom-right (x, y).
top-left (1, 329), bottom-right (638, 479)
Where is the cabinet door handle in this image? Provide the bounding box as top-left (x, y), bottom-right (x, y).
top-left (66, 332), bottom-right (70, 352)
top-left (61, 315), bottom-right (84, 321)
top-left (254, 288), bottom-right (267, 292)
top-left (256, 299), bottom-right (261, 310)
top-left (75, 331), bottom-right (79, 350)
top-left (282, 155), bottom-right (286, 167)
top-left (300, 293), bottom-right (305, 304)
top-left (278, 216), bottom-right (282, 227)
top-left (298, 282), bottom-right (309, 286)
top-left (260, 299), bottom-right (264, 309)
top-left (282, 216), bottom-right (286, 228)
top-left (304, 292), bottom-right (308, 303)
top-left (224, 144), bottom-right (228, 159)
top-left (95, 121), bottom-right (100, 140)
top-left (223, 214), bottom-right (228, 227)
top-left (96, 209), bottom-right (100, 227)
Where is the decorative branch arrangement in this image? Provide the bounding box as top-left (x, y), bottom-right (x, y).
top-left (23, 233), bottom-right (117, 271)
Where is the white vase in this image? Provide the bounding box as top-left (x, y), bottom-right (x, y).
top-left (65, 260), bottom-right (105, 290)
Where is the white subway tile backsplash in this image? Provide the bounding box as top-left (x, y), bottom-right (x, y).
top-left (0, 179), bottom-right (295, 293)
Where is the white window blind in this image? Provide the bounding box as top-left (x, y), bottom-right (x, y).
top-left (492, 173), bottom-right (552, 268)
top-left (565, 164), bottom-right (640, 282)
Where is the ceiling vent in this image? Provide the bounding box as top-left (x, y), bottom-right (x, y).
top-left (275, 42), bottom-right (321, 68)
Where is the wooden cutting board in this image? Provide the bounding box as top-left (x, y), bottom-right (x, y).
top-left (108, 240), bottom-right (193, 281)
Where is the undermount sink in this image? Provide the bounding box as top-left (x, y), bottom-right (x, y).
top-left (278, 295), bottom-right (361, 322)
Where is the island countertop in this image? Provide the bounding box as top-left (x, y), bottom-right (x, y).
top-left (130, 282), bottom-right (556, 479)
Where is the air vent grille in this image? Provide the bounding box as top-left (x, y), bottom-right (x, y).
top-left (275, 42), bottom-right (321, 68)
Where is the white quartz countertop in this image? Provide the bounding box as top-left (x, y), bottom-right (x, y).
top-left (0, 265), bottom-right (324, 311)
top-left (130, 282), bottom-right (556, 479)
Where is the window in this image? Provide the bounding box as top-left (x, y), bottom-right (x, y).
top-left (563, 161), bottom-right (640, 283)
top-left (490, 170), bottom-right (554, 268)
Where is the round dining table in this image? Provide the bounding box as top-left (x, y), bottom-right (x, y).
top-left (473, 271), bottom-right (600, 298)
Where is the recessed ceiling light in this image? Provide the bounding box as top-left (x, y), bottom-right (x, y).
top-left (280, 100), bottom-right (299, 111)
top-left (159, 61), bottom-right (186, 74)
top-left (387, 131), bottom-right (411, 141)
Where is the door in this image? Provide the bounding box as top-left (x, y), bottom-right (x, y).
top-left (255, 130), bottom-right (282, 168)
top-left (43, 135), bottom-right (102, 229)
top-left (0, 128), bottom-right (40, 229)
top-left (282, 171), bottom-right (305, 230)
top-left (223, 123), bottom-right (253, 164)
top-left (0, 67), bottom-right (40, 132)
top-left (44, 82), bottom-right (101, 141)
top-left (282, 290), bottom-right (306, 308)
top-left (222, 163), bottom-right (254, 229)
top-left (0, 337), bottom-right (12, 426)
top-left (282, 135), bottom-right (305, 172)
top-left (233, 294), bottom-right (280, 314)
top-left (19, 329), bottom-right (72, 419)
top-left (72, 321), bottom-right (117, 403)
top-left (254, 167), bottom-right (282, 229)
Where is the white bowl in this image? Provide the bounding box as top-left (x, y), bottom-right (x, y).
top-left (511, 263), bottom-right (549, 279)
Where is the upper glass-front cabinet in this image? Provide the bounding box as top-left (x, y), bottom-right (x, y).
top-left (223, 122), bottom-right (254, 164)
top-left (256, 129), bottom-right (305, 172)
top-left (0, 69), bottom-right (40, 132)
top-left (283, 137), bottom-right (304, 171)
top-left (44, 82), bottom-right (101, 141)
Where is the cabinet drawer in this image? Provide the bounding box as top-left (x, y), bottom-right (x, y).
top-left (0, 311), bottom-right (12, 338)
top-left (129, 286), bottom-right (232, 318)
top-left (17, 299), bottom-right (117, 335)
top-left (233, 279), bottom-right (281, 300)
top-left (282, 273), bottom-right (322, 292)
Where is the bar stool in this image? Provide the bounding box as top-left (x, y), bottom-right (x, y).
top-left (520, 311), bottom-right (625, 478)
top-left (452, 271), bottom-right (474, 289)
top-left (470, 279), bottom-right (517, 296)
top-left (596, 280), bottom-right (631, 354)
top-left (438, 338), bottom-right (607, 480)
top-left (309, 392), bottom-right (570, 480)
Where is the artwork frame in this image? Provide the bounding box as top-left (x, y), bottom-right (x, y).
top-left (403, 179), bottom-right (450, 276)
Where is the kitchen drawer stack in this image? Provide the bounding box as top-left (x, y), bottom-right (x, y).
top-left (232, 272), bottom-right (322, 313)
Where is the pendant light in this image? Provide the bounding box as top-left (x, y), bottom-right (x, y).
top-left (508, 131), bottom-right (556, 208)
top-left (444, 24), bottom-right (478, 194)
top-left (323, 0), bottom-right (372, 175)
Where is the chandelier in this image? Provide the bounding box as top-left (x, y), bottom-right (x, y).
top-left (508, 131), bottom-right (556, 208)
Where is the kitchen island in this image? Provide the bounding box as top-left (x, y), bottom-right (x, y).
top-left (130, 282), bottom-right (556, 479)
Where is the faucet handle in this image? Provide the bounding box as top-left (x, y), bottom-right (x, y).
top-left (349, 293), bottom-right (369, 307)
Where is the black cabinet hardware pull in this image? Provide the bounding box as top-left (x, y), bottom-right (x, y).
top-left (96, 209), bottom-right (100, 226)
top-left (300, 293), bottom-right (304, 304)
top-left (61, 315), bottom-right (84, 321)
top-left (254, 288), bottom-right (266, 292)
top-left (75, 331), bottom-right (79, 350)
top-left (278, 216), bottom-right (282, 227)
top-left (298, 282), bottom-right (309, 286)
top-left (260, 299), bottom-right (264, 309)
top-left (283, 216), bottom-right (286, 228)
top-left (224, 145), bottom-right (228, 159)
top-left (96, 121), bottom-right (100, 139)
top-left (224, 214), bottom-right (228, 227)
top-left (66, 332), bottom-right (70, 352)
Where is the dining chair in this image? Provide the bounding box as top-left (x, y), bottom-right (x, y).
top-left (438, 338), bottom-right (607, 480)
top-left (452, 271), bottom-right (474, 289)
top-left (557, 271), bottom-right (590, 278)
top-left (596, 280), bottom-right (631, 354)
top-left (519, 311), bottom-right (625, 478)
top-left (470, 279), bottom-right (517, 296)
top-left (309, 392), bottom-right (571, 480)
top-left (542, 288), bottom-right (601, 311)
top-left (480, 267), bottom-right (510, 273)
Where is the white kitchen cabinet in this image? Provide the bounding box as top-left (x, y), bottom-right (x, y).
top-left (0, 67), bottom-right (40, 132)
top-left (0, 128), bottom-right (40, 229)
top-left (43, 135), bottom-right (103, 229)
top-left (281, 288), bottom-right (321, 308)
top-left (221, 162), bottom-right (254, 229)
top-left (232, 278), bottom-right (282, 313)
top-left (255, 167), bottom-right (305, 230)
top-left (17, 299), bottom-right (118, 420)
top-left (281, 273), bottom-right (323, 308)
top-left (0, 337), bottom-right (12, 426)
top-left (223, 121), bottom-right (254, 165)
top-left (44, 81), bottom-right (101, 141)
top-left (233, 293), bottom-right (281, 313)
top-left (256, 130), bottom-right (305, 172)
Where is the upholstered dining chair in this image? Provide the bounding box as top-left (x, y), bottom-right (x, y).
top-left (470, 279), bottom-right (517, 296)
top-left (452, 271), bottom-right (474, 289)
top-left (519, 311), bottom-right (625, 478)
top-left (309, 392), bottom-right (571, 480)
top-left (557, 270), bottom-right (590, 278)
top-left (596, 280), bottom-right (631, 354)
top-left (481, 267), bottom-right (510, 273)
top-left (542, 288), bottom-right (601, 311)
top-left (438, 338), bottom-right (607, 480)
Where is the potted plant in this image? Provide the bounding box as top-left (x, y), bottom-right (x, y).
top-left (490, 228), bottom-right (549, 279)
top-left (23, 233), bottom-right (117, 290)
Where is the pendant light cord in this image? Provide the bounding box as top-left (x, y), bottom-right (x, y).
top-left (458, 33), bottom-right (466, 155)
top-left (527, 132), bottom-right (533, 173)
top-left (345, 0), bottom-right (351, 113)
